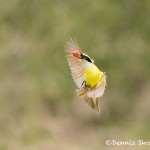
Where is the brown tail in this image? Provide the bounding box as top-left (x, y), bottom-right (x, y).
top-left (84, 97), bottom-right (100, 114)
top-left (76, 88), bottom-right (100, 115)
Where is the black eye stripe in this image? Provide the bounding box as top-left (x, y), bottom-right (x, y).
top-left (85, 56), bottom-right (92, 63)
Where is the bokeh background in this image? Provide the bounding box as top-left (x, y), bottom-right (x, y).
top-left (0, 0), bottom-right (150, 150)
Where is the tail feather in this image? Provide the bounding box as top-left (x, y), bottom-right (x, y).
top-left (84, 97), bottom-right (100, 114)
top-left (76, 88), bottom-right (100, 115)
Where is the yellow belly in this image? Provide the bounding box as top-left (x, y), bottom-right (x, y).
top-left (84, 64), bottom-right (104, 88)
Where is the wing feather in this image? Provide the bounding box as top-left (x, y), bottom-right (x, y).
top-left (65, 38), bottom-right (85, 89)
top-left (65, 37), bottom-right (83, 54)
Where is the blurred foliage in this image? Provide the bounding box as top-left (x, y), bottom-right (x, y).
top-left (0, 0), bottom-right (150, 149)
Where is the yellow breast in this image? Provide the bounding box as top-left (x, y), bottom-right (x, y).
top-left (84, 64), bottom-right (104, 88)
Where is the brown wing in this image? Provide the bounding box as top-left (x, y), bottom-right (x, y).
top-left (65, 38), bottom-right (85, 89)
top-left (65, 37), bottom-right (83, 54)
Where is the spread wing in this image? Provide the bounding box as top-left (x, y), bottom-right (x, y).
top-left (65, 38), bottom-right (85, 89)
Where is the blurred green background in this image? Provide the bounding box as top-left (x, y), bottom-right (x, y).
top-left (0, 0), bottom-right (150, 150)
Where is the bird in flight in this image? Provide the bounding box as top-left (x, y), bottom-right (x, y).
top-left (65, 38), bottom-right (106, 115)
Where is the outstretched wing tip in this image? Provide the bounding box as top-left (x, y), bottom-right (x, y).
top-left (65, 38), bottom-right (85, 89)
top-left (65, 37), bottom-right (83, 54)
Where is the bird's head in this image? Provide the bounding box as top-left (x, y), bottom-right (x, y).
top-left (72, 51), bottom-right (94, 63)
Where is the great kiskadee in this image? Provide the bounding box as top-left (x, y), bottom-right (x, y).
top-left (65, 38), bottom-right (106, 114)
